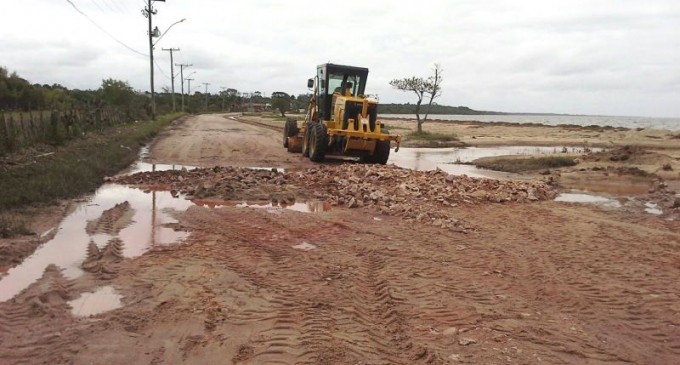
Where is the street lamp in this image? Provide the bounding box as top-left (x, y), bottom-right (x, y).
top-left (143, 0), bottom-right (184, 120)
top-left (153, 18), bottom-right (186, 46)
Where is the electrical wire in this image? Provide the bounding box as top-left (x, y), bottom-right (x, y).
top-left (87, 0), bottom-right (105, 12)
top-left (154, 59), bottom-right (171, 81)
top-left (64, 0), bottom-right (148, 57)
top-left (109, 0), bottom-right (126, 13)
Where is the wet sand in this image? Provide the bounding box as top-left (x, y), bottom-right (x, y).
top-left (1, 113), bottom-right (679, 364)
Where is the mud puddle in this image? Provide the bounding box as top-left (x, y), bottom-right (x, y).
top-left (556, 191), bottom-right (669, 216)
top-left (390, 146), bottom-right (598, 178)
top-left (124, 145), bottom-right (196, 174)
top-left (0, 184), bottom-right (194, 302)
top-left (555, 192), bottom-right (623, 208)
top-left (559, 178), bottom-right (653, 196)
top-left (68, 285), bottom-right (123, 317)
top-left (237, 200), bottom-right (332, 213)
top-left (644, 202), bottom-right (663, 215)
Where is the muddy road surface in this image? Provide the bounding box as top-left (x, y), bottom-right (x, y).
top-left (1, 113), bottom-right (680, 364)
top-left (147, 113), bottom-right (313, 169)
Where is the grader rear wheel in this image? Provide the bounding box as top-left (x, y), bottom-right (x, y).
top-left (283, 118), bottom-right (298, 148)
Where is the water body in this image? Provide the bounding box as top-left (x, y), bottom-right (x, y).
top-left (0, 184), bottom-right (193, 302)
top-left (389, 146), bottom-right (595, 179)
top-left (69, 285), bottom-right (123, 317)
top-left (380, 114), bottom-right (680, 131)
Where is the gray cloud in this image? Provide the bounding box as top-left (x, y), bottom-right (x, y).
top-left (2, 0), bottom-right (678, 117)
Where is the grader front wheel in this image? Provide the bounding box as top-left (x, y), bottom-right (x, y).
top-left (308, 123), bottom-right (328, 162)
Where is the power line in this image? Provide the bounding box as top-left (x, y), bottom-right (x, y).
top-left (154, 59), bottom-right (170, 80)
top-left (111, 0), bottom-right (127, 13)
top-left (64, 0), bottom-right (147, 57)
top-left (87, 0), bottom-right (106, 13)
top-left (99, 0), bottom-right (118, 13)
top-left (118, 0), bottom-right (131, 13)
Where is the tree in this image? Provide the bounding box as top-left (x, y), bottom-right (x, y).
top-left (99, 78), bottom-right (134, 106)
top-left (271, 91), bottom-right (290, 116)
top-left (389, 63), bottom-right (443, 133)
top-left (423, 63), bottom-right (443, 122)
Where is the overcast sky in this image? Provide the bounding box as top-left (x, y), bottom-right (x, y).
top-left (2, 0), bottom-right (679, 117)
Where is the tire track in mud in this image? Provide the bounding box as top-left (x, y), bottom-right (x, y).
top-left (174, 207), bottom-right (449, 363)
top-left (179, 208), bottom-right (327, 364)
top-left (15, 198), bottom-right (676, 364)
top-left (477, 204), bottom-right (680, 364)
top-left (227, 116), bottom-right (284, 133)
top-left (0, 265), bottom-right (80, 365)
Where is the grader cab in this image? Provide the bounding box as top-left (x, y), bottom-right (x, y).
top-left (283, 63), bottom-right (400, 164)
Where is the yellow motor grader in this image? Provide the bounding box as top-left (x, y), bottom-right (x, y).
top-left (283, 63), bottom-right (400, 164)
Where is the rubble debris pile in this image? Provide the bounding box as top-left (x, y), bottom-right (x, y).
top-left (111, 164), bottom-right (558, 233)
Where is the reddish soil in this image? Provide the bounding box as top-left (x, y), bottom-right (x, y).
top-left (1, 114), bottom-right (679, 364)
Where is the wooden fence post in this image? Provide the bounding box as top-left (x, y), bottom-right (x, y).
top-left (49, 109), bottom-right (60, 144)
top-left (0, 111), bottom-right (6, 155)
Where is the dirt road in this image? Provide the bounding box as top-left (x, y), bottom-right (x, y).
top-left (1, 114), bottom-right (680, 364)
top-left (148, 113), bottom-right (313, 168)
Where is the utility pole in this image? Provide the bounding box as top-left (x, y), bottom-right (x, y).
top-left (186, 78), bottom-right (194, 111)
top-left (162, 47), bottom-right (180, 112)
top-left (202, 82), bottom-right (211, 112)
top-left (175, 63), bottom-right (191, 112)
top-left (142, 0), bottom-right (166, 120)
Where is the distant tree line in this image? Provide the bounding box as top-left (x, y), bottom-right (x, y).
top-left (0, 66), bottom-right (154, 116)
top-left (214, 89), bottom-right (310, 114)
top-left (378, 103), bottom-right (501, 115)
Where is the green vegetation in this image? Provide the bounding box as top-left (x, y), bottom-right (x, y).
top-left (382, 124), bottom-right (410, 131)
top-left (379, 103), bottom-right (499, 115)
top-left (271, 91), bottom-right (293, 117)
top-left (407, 130), bottom-right (459, 142)
top-left (474, 155), bottom-right (577, 173)
top-left (403, 130), bottom-right (463, 147)
top-left (0, 113), bottom-right (184, 210)
top-left (0, 66), bottom-right (186, 236)
top-left (0, 214), bottom-right (31, 238)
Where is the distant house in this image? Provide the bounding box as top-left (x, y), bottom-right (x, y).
top-left (246, 103), bottom-right (270, 112)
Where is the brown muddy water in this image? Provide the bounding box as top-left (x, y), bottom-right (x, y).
top-left (0, 184), bottom-right (193, 302)
top-left (68, 285), bottom-right (123, 316)
top-left (389, 146), bottom-right (597, 179)
top-left (237, 200), bottom-right (332, 213)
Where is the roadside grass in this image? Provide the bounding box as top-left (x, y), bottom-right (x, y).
top-left (474, 155), bottom-right (577, 173)
top-left (0, 113), bottom-right (184, 212)
top-left (382, 124), bottom-right (410, 131)
top-left (0, 214), bottom-right (32, 238)
top-left (407, 130), bottom-right (459, 142)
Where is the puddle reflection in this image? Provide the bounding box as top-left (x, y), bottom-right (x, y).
top-left (644, 202), bottom-right (663, 215)
top-left (237, 200), bottom-right (331, 213)
top-left (68, 285), bottom-right (123, 317)
top-left (124, 146), bottom-right (196, 174)
top-left (0, 184), bottom-right (193, 302)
